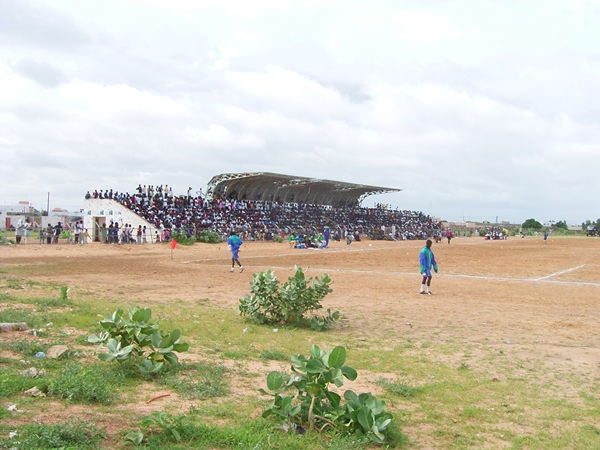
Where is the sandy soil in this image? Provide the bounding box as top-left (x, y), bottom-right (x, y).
top-left (2, 235), bottom-right (600, 446)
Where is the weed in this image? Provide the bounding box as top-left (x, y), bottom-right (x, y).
top-left (5, 278), bottom-right (24, 289)
top-left (0, 368), bottom-right (42, 398)
top-left (221, 350), bottom-right (248, 359)
top-left (48, 362), bottom-right (118, 404)
top-left (582, 424), bottom-right (600, 435)
top-left (160, 361), bottom-right (230, 399)
top-left (126, 411), bottom-right (188, 444)
top-left (60, 285), bottom-right (68, 301)
top-left (0, 308), bottom-right (46, 330)
top-left (8, 419), bottom-right (106, 449)
top-left (0, 338), bottom-right (46, 356)
top-left (32, 296), bottom-right (72, 308)
top-left (260, 349), bottom-right (288, 361)
top-left (375, 377), bottom-right (424, 398)
top-left (125, 416), bottom-right (355, 449)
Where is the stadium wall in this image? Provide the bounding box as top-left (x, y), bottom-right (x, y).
top-left (83, 199), bottom-right (159, 243)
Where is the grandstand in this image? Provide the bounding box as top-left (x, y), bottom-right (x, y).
top-left (206, 172), bottom-right (401, 207)
top-left (83, 172), bottom-right (437, 243)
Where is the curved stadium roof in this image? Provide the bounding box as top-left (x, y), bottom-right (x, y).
top-left (206, 172), bottom-right (401, 208)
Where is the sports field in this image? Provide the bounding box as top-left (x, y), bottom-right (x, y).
top-left (1, 235), bottom-right (599, 448)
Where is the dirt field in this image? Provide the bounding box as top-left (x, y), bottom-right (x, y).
top-left (2, 235), bottom-right (600, 447)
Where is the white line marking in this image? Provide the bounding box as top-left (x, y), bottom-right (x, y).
top-left (179, 247), bottom-right (600, 287)
top-left (534, 265), bottom-right (585, 281)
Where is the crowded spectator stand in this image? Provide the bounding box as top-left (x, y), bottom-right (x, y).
top-left (85, 184), bottom-right (440, 243)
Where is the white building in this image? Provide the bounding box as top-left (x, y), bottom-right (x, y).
top-left (83, 198), bottom-right (159, 242)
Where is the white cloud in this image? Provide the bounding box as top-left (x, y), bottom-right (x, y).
top-left (1, 0), bottom-right (599, 224)
top-left (391, 11), bottom-right (474, 43)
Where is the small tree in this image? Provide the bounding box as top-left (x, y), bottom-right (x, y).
top-left (238, 266), bottom-right (339, 330)
top-left (522, 218), bottom-right (542, 229)
top-left (554, 220), bottom-right (568, 230)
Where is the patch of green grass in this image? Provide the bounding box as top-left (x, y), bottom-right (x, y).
top-left (458, 362), bottom-right (470, 371)
top-left (4, 277), bottom-right (25, 289)
top-left (0, 338), bottom-right (46, 357)
top-left (1, 419), bottom-right (106, 449)
top-left (47, 362), bottom-right (120, 404)
top-left (160, 361), bottom-right (230, 399)
top-left (221, 350), bottom-right (248, 359)
top-left (30, 296), bottom-right (72, 309)
top-left (375, 377), bottom-right (424, 398)
top-left (0, 291), bottom-right (14, 301)
top-left (460, 405), bottom-right (490, 420)
top-left (0, 368), bottom-right (45, 398)
top-left (61, 302), bottom-right (111, 329)
top-left (259, 349), bottom-right (289, 361)
top-left (129, 416), bottom-right (383, 450)
top-left (0, 308), bottom-right (47, 329)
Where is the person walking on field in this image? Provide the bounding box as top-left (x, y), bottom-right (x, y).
top-left (446, 228), bottom-right (452, 244)
top-left (227, 230), bottom-right (244, 273)
top-left (323, 226), bottom-right (331, 248)
top-left (420, 239), bottom-right (438, 295)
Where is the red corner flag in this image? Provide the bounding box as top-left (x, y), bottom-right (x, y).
top-left (171, 238), bottom-right (177, 249)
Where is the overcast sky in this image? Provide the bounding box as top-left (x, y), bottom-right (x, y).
top-left (1, 0), bottom-right (599, 225)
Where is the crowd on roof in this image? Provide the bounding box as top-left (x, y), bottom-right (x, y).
top-left (85, 184), bottom-right (440, 241)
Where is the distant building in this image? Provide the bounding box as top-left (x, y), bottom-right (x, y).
top-left (0, 201), bottom-right (38, 231)
top-left (0, 202), bottom-right (82, 231)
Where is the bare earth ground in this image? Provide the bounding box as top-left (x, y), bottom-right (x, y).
top-left (1, 235), bottom-right (600, 447)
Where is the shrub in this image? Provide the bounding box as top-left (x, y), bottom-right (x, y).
top-left (238, 266), bottom-right (339, 331)
top-left (260, 345), bottom-right (393, 443)
top-left (88, 306), bottom-right (189, 377)
top-left (196, 229), bottom-right (222, 243)
top-left (171, 231), bottom-right (195, 246)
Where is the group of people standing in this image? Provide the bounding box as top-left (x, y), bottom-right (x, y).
top-left (13, 219), bottom-right (64, 245)
top-left (14, 219), bottom-right (30, 244)
top-left (13, 219), bottom-right (90, 245)
top-left (97, 222), bottom-right (150, 244)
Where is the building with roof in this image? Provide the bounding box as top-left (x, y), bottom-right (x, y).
top-left (206, 172), bottom-right (401, 207)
